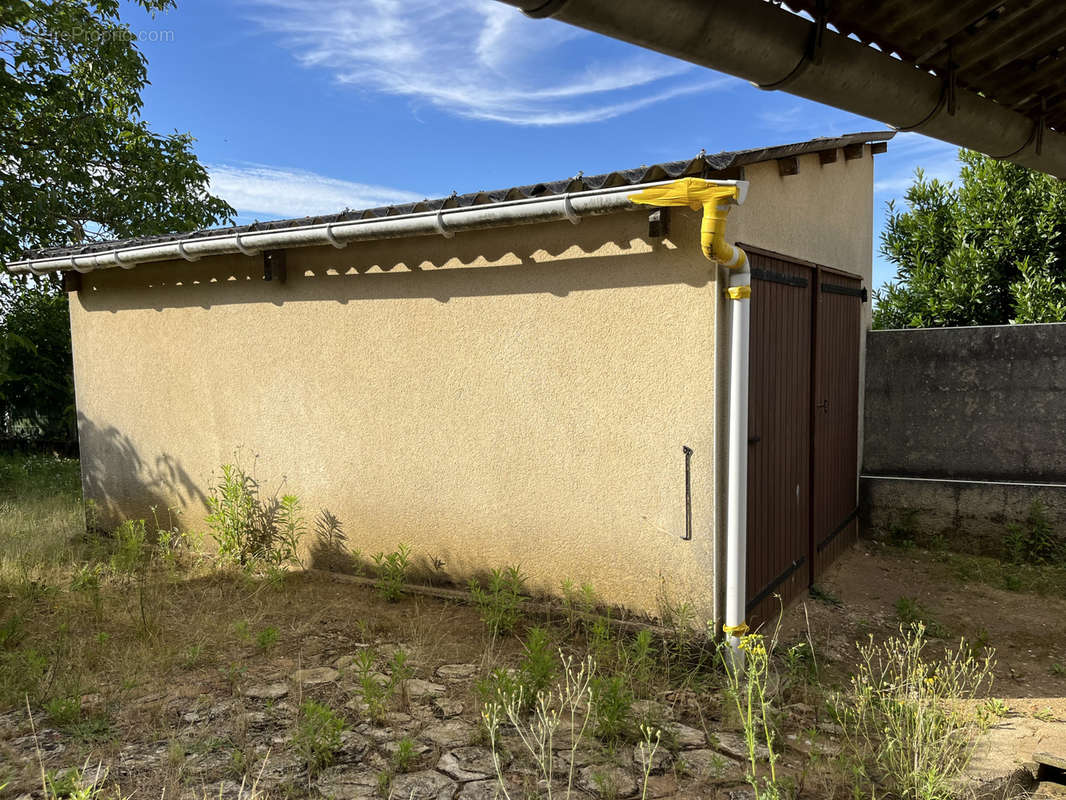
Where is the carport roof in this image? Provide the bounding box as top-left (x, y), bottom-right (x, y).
top-left (781, 0), bottom-right (1066, 135)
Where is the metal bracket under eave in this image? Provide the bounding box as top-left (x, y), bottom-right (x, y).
top-left (263, 250), bottom-right (287, 283)
top-left (648, 207), bottom-right (670, 238)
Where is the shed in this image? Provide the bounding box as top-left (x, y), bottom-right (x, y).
top-left (9, 131), bottom-right (892, 628)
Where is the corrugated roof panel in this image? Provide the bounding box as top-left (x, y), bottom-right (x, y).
top-left (23, 131), bottom-right (892, 260)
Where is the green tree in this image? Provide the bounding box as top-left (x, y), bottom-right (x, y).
top-left (0, 287), bottom-right (73, 442)
top-left (875, 150), bottom-right (1066, 329)
top-left (1, 0), bottom-right (234, 442)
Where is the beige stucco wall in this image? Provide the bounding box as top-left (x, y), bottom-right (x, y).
top-left (69, 147), bottom-right (876, 619)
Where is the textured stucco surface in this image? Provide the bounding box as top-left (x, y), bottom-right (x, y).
top-left (862, 477), bottom-right (1066, 557)
top-left (864, 323), bottom-right (1066, 482)
top-left (69, 149), bottom-right (877, 617)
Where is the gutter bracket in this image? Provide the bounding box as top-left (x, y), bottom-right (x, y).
top-left (324, 223), bottom-right (347, 249)
top-left (434, 209), bottom-right (455, 239)
top-left (114, 249), bottom-right (136, 269)
top-left (562, 192), bottom-right (581, 224)
top-left (234, 231), bottom-right (258, 257)
top-left (177, 240), bottom-right (199, 262)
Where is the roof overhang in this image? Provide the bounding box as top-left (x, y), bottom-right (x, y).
top-left (497, 0), bottom-right (1066, 179)
top-left (7, 132), bottom-right (890, 274)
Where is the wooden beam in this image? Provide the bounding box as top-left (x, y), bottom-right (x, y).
top-left (61, 271), bottom-right (81, 293)
top-left (870, 141), bottom-right (888, 155)
top-left (818, 148), bottom-right (838, 165)
top-left (777, 155), bottom-right (799, 176)
top-left (843, 143), bottom-right (865, 160)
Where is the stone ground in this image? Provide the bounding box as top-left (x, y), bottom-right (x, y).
top-left (0, 642), bottom-right (765, 800)
top-left (0, 568), bottom-right (776, 800)
top-left (1, 541), bottom-right (1063, 799)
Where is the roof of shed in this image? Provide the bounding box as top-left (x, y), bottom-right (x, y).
top-left (25, 130), bottom-right (893, 260)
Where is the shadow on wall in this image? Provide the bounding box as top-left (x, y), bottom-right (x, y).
top-left (75, 414), bottom-right (482, 583)
top-left (307, 509), bottom-right (461, 587)
top-left (78, 413), bottom-right (208, 530)
top-left (74, 214), bottom-right (712, 313)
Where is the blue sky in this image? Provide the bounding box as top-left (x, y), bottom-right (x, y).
top-left (127, 0), bottom-right (963, 291)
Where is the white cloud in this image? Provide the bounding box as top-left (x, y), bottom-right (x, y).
top-left (208, 163), bottom-right (424, 219)
top-left (243, 0), bottom-right (727, 125)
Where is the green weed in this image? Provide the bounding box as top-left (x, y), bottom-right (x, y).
top-left (274, 494), bottom-right (306, 568)
top-left (1005, 501), bottom-right (1063, 565)
top-left (391, 736), bottom-right (416, 772)
top-left (983, 698), bottom-right (1010, 718)
top-left (832, 624), bottom-right (995, 800)
top-left (590, 673), bottom-right (633, 744)
top-left (469, 564), bottom-right (526, 637)
top-left (894, 596), bottom-right (948, 638)
top-left (372, 544), bottom-right (411, 602)
top-left (256, 626), bottom-right (280, 652)
top-left (207, 460), bottom-right (307, 569)
top-left (717, 631), bottom-right (789, 800)
top-left (293, 700), bottom-right (345, 774)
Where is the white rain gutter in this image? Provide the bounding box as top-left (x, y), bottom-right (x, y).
top-left (6, 180), bottom-right (747, 275)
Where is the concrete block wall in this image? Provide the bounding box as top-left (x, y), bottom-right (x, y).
top-left (862, 323), bottom-right (1066, 557)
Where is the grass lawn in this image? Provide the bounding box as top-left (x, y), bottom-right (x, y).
top-left (0, 452), bottom-right (1058, 800)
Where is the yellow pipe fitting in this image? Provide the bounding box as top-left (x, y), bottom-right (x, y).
top-left (629, 178), bottom-right (748, 270)
top-left (727, 285), bottom-right (751, 300)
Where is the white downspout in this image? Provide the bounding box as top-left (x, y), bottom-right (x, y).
top-left (724, 262), bottom-right (751, 668)
top-left (628, 178), bottom-right (750, 667)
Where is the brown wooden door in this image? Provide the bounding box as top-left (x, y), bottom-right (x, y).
top-left (745, 253), bottom-right (812, 628)
top-left (743, 248), bottom-right (863, 627)
top-left (811, 272), bottom-right (863, 579)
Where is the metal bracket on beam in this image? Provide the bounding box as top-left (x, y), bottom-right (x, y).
top-left (263, 249), bottom-right (287, 283)
top-left (521, 0), bottom-right (569, 18)
top-left (755, 0), bottom-right (827, 91)
top-left (899, 60), bottom-right (957, 132)
top-left (994, 103), bottom-right (1047, 160)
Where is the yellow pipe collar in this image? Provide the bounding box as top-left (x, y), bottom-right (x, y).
top-left (629, 178), bottom-right (748, 270)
